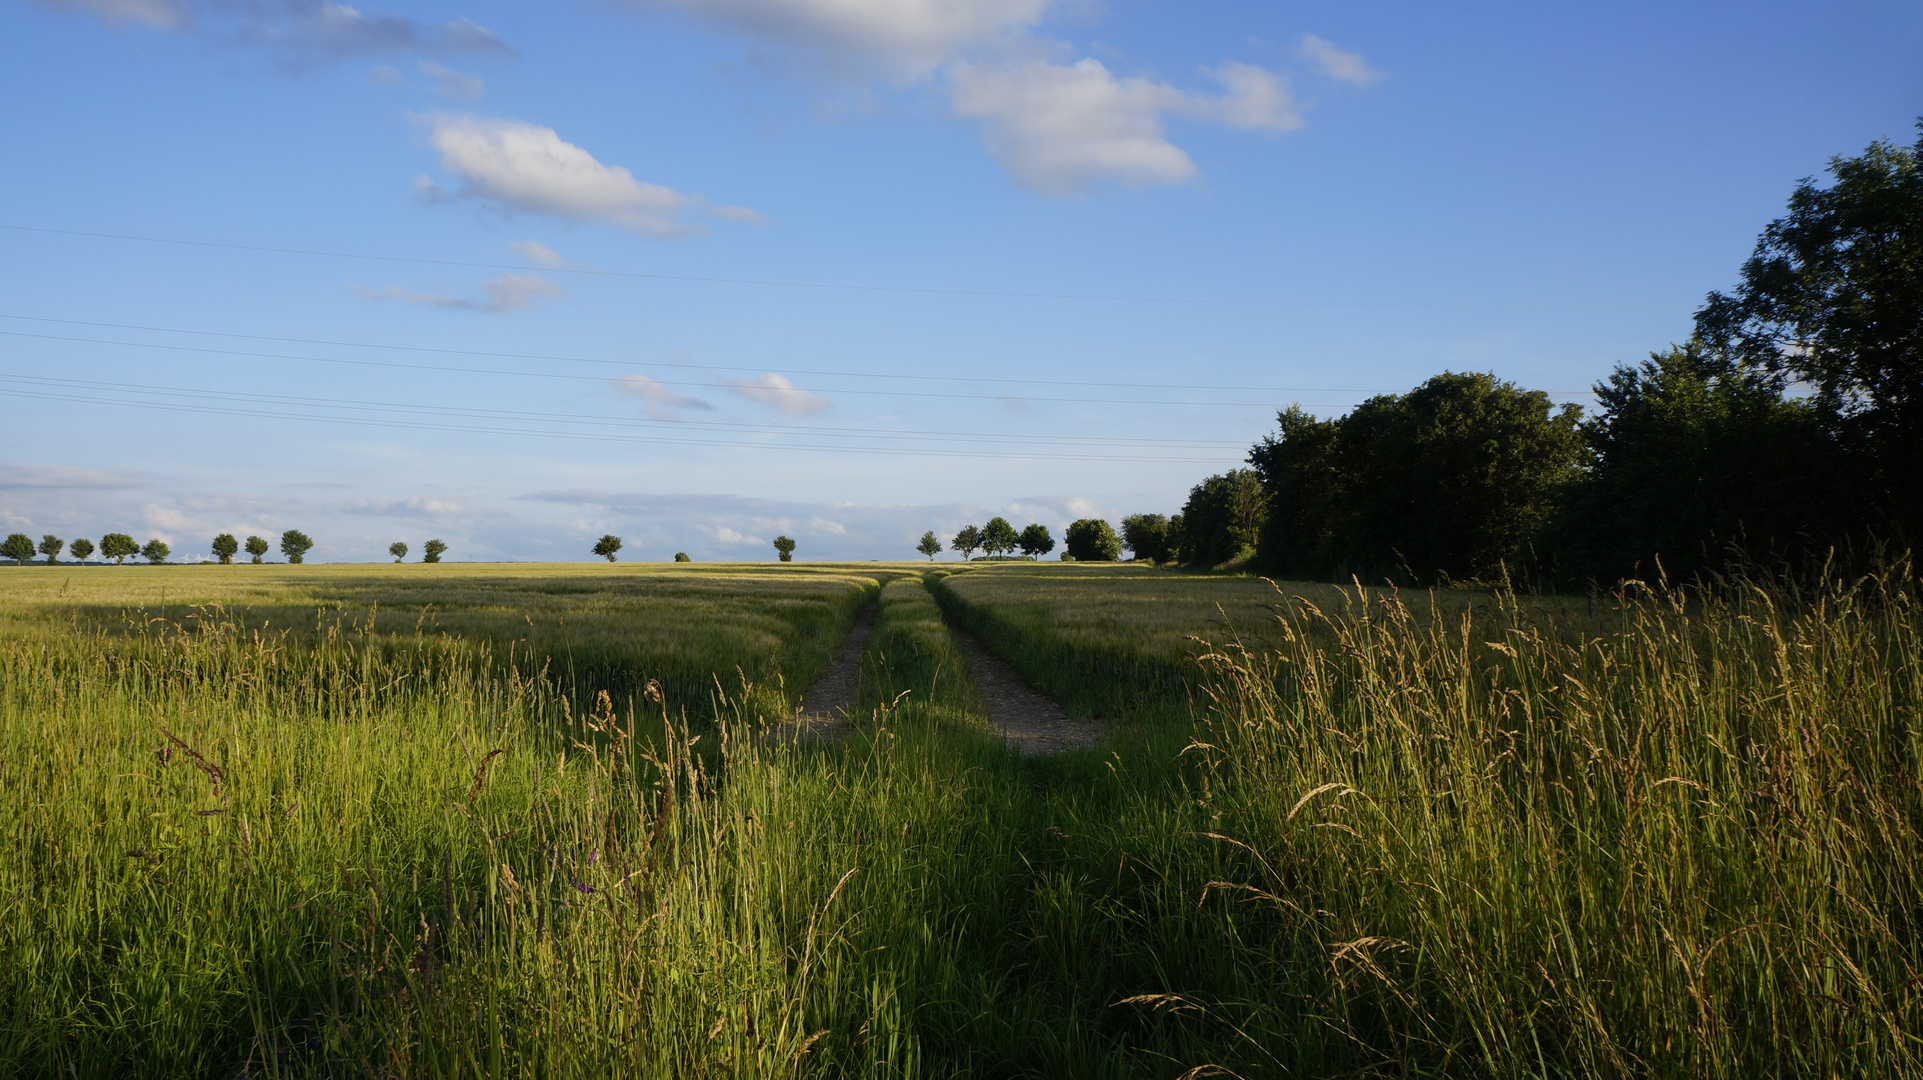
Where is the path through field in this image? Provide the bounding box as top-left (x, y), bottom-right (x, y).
top-left (765, 600), bottom-right (876, 744)
top-left (947, 621), bottom-right (1104, 755)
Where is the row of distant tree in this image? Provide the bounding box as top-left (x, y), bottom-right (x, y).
top-left (1124, 129), bottom-right (1920, 587)
top-left (4, 529), bottom-right (329, 566)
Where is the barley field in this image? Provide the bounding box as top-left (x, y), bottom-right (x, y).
top-left (2, 561), bottom-right (1919, 1077)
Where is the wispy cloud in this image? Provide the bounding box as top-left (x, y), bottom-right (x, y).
top-left (27, 0), bottom-right (189, 30)
top-left (420, 60), bottom-right (484, 100)
top-left (618, 0), bottom-right (1051, 77)
top-left (509, 239), bottom-right (568, 267)
top-left (1300, 34), bottom-right (1384, 87)
top-left (0, 461), bottom-right (146, 490)
top-left (351, 272), bottom-right (563, 313)
top-left (949, 58), bottom-right (1299, 194)
top-left (614, 374), bottom-right (714, 418)
top-left (722, 373), bottom-right (831, 417)
top-left (417, 117), bottom-right (757, 237)
top-left (33, 1), bottom-right (519, 65)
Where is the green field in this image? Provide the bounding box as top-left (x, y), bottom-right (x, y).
top-left (3, 561), bottom-right (1919, 1077)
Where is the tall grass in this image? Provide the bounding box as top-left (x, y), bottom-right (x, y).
top-left (7, 564), bottom-right (1918, 1076)
top-left (1179, 569), bottom-right (1923, 1074)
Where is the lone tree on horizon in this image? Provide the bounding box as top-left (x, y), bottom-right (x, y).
top-left (951, 524), bottom-right (982, 561)
top-left (244, 535), bottom-right (269, 564)
top-left (916, 531), bottom-right (941, 560)
top-left (389, 541), bottom-right (408, 563)
top-left (773, 535), bottom-right (796, 562)
top-left (422, 539), bottom-right (447, 564)
top-left (69, 537), bottom-right (95, 563)
top-left (101, 533), bottom-right (138, 565)
top-left (39, 535), bottom-right (64, 565)
top-left (592, 535), bottom-right (623, 562)
top-left (1, 534), bottom-right (33, 566)
top-left (280, 530), bottom-right (314, 564)
top-left (211, 533), bottom-right (239, 564)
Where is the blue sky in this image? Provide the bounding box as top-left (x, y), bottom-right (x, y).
top-left (2, 0), bottom-right (1918, 562)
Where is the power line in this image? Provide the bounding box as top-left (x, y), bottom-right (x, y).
top-left (0, 371), bottom-right (1251, 450)
top-left (0, 223), bottom-right (1691, 313)
top-left (0, 312), bottom-right (1597, 396)
top-left (2, 329), bottom-right (1407, 408)
top-left (0, 381), bottom-right (1239, 464)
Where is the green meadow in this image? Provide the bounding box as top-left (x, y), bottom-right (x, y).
top-left (2, 561), bottom-right (1919, 1077)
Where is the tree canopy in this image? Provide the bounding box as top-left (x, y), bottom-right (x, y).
top-left (951, 525), bottom-right (982, 561)
top-left (1, 534), bottom-right (33, 565)
top-left (1251, 373), bottom-right (1583, 582)
top-left (1018, 523), bottom-right (1055, 558)
top-left (422, 539), bottom-right (447, 564)
top-left (1178, 470), bottom-right (1267, 568)
top-left (280, 530), bottom-right (314, 564)
top-left (592, 535), bottom-right (622, 563)
top-left (101, 533), bottom-right (139, 565)
top-left (981, 517), bottom-right (1020, 558)
top-left (211, 533), bottom-right (239, 564)
top-left (1120, 514), bottom-right (1174, 563)
top-left (1695, 125), bottom-right (1923, 541)
top-left (389, 541), bottom-right (408, 563)
top-left (141, 539), bottom-right (170, 564)
top-left (68, 538), bottom-right (94, 563)
top-left (1065, 519), bottom-right (1121, 562)
top-left (772, 535), bottom-right (796, 562)
top-left (244, 536), bottom-right (269, 564)
top-left (39, 535), bottom-right (64, 565)
top-left (916, 531), bottom-right (942, 560)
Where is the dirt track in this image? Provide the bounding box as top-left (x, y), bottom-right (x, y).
top-left (946, 622), bottom-right (1104, 755)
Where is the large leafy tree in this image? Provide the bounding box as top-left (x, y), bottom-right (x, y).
top-left (592, 535), bottom-right (622, 563)
top-left (1064, 519), bottom-right (1121, 562)
top-left (39, 535), bottom-right (64, 565)
top-left (422, 539), bottom-right (447, 564)
top-left (1178, 470), bottom-right (1268, 568)
top-left (389, 541), bottom-right (409, 563)
top-left (141, 539), bottom-right (170, 564)
top-left (100, 533), bottom-right (139, 565)
top-left (1547, 344), bottom-right (1832, 582)
top-left (69, 538), bottom-right (95, 563)
top-left (951, 525), bottom-right (982, 561)
top-left (1, 533), bottom-right (34, 565)
top-left (1018, 523), bottom-right (1055, 558)
top-left (244, 536), bottom-right (269, 564)
top-left (1250, 373), bottom-right (1583, 582)
top-left (1120, 514), bottom-right (1174, 563)
top-left (280, 530), bottom-right (314, 564)
top-left (916, 531), bottom-right (942, 560)
top-left (772, 535), bottom-right (796, 562)
top-left (981, 517), bottom-right (1019, 558)
top-left (1694, 125), bottom-right (1923, 540)
top-left (211, 533), bottom-right (239, 564)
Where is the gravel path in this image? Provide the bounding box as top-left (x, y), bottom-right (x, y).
top-left (761, 601), bottom-right (875, 745)
top-left (947, 621), bottom-right (1105, 755)
top-left (763, 597), bottom-right (1103, 755)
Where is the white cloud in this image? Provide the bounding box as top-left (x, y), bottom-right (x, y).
top-left (722, 373), bottom-right (831, 417)
top-left (949, 58), bottom-right (1297, 194)
top-left (1300, 34), bottom-right (1383, 87)
top-left (614, 374), bottom-right (714, 414)
top-left (28, 0), bottom-right (189, 29)
top-left (351, 272), bottom-right (562, 313)
top-left (713, 525), bottom-right (763, 546)
top-left (364, 63), bottom-right (403, 84)
top-left (509, 239), bottom-right (567, 267)
top-left (238, 3), bottom-right (517, 63)
top-left (0, 461), bottom-right (145, 490)
top-left (420, 117), bottom-right (756, 237)
top-left (420, 60), bottom-right (483, 100)
top-left (623, 0), bottom-right (1050, 76)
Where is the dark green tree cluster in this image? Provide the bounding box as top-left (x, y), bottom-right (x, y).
top-left (1064, 519), bottom-right (1120, 562)
top-left (1124, 127), bottom-right (1921, 585)
top-left (941, 519), bottom-right (1053, 560)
